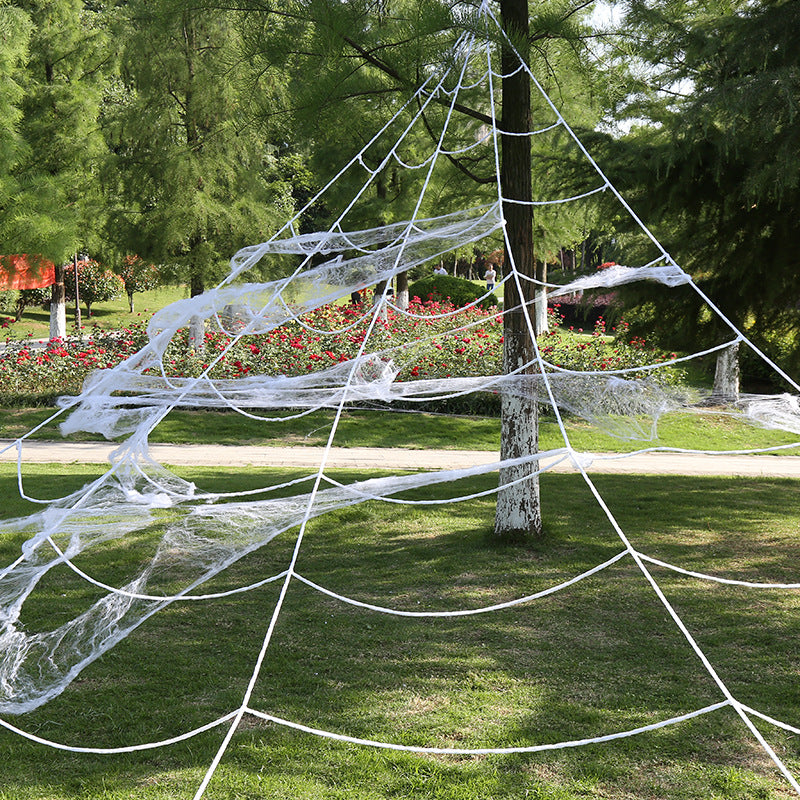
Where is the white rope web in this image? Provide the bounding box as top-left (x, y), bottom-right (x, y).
top-left (2, 4), bottom-right (800, 797)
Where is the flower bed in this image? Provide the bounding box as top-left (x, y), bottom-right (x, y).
top-left (0, 297), bottom-right (682, 407)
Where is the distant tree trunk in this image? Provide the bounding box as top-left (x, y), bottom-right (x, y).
top-left (72, 254), bottom-right (82, 334)
top-left (711, 342), bottom-right (740, 403)
top-left (396, 271), bottom-right (409, 311)
top-left (49, 262), bottom-right (66, 340)
top-left (189, 270), bottom-right (205, 352)
top-left (374, 278), bottom-right (389, 321)
top-left (495, 0), bottom-right (542, 539)
top-left (534, 260), bottom-right (548, 334)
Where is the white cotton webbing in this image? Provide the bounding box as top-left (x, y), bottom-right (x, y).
top-left (1, 450), bottom-right (559, 714)
top-left (0, 4), bottom-right (798, 798)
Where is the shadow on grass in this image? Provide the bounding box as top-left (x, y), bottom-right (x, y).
top-left (1, 468), bottom-right (799, 799)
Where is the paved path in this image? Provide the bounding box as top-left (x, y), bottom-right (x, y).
top-left (2, 440), bottom-right (800, 477)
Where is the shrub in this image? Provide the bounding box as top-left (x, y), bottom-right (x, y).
top-left (63, 259), bottom-right (124, 316)
top-left (0, 291), bottom-right (18, 316)
top-left (0, 298), bottom-right (684, 407)
top-left (0, 288), bottom-right (51, 322)
top-left (408, 275), bottom-right (498, 310)
top-left (116, 255), bottom-right (160, 313)
top-left (551, 290), bottom-right (620, 328)
top-left (16, 288), bottom-right (51, 320)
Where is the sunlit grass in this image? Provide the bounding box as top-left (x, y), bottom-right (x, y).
top-left (2, 284), bottom-right (189, 340)
top-left (2, 405), bottom-right (799, 455)
top-left (0, 464), bottom-right (799, 799)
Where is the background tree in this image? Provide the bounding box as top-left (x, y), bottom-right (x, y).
top-left (9, 0), bottom-right (114, 337)
top-left (0, 3), bottom-right (32, 257)
top-left (589, 0), bottom-right (800, 391)
top-left (116, 254), bottom-right (160, 313)
top-left (104, 0), bottom-right (294, 301)
top-left (64, 258), bottom-right (123, 317)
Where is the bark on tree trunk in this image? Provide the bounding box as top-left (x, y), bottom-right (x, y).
top-left (373, 278), bottom-right (389, 321)
top-left (49, 262), bottom-right (66, 340)
top-left (495, 0), bottom-right (542, 539)
top-left (711, 342), bottom-right (740, 403)
top-left (396, 271), bottom-right (409, 311)
top-left (189, 271), bottom-right (205, 352)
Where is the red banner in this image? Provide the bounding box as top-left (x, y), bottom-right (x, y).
top-left (0, 255), bottom-right (56, 291)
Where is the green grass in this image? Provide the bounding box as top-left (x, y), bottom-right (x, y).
top-left (2, 405), bottom-right (799, 455)
top-left (3, 284), bottom-right (189, 340)
top-left (0, 464), bottom-right (799, 798)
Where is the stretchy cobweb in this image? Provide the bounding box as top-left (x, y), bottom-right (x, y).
top-left (2, 5), bottom-right (800, 798)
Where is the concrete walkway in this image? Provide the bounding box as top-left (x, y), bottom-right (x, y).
top-left (2, 439), bottom-right (800, 477)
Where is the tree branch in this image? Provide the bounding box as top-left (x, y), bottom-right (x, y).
top-left (340, 34), bottom-right (494, 126)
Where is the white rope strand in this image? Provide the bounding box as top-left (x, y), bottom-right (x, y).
top-left (293, 550), bottom-right (629, 617)
top-left (637, 554), bottom-right (800, 589)
top-left (246, 700), bottom-right (731, 755)
top-left (0, 711), bottom-right (239, 754)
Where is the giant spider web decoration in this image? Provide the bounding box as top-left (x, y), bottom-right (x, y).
top-left (2, 3), bottom-right (800, 797)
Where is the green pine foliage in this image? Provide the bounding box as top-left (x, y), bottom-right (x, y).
top-left (104, 0), bottom-right (293, 296)
top-left (7, 0), bottom-right (113, 264)
top-left (587, 0), bottom-right (800, 380)
top-left (235, 0), bottom-right (608, 248)
top-left (0, 4), bottom-right (30, 230)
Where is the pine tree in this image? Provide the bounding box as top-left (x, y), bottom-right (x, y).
top-left (597, 0), bottom-right (800, 383)
top-left (233, 0), bottom-right (604, 538)
top-left (5, 0), bottom-right (113, 337)
top-left (105, 0), bottom-right (292, 300)
top-left (0, 3), bottom-right (31, 248)
top-left (11, 0), bottom-right (111, 260)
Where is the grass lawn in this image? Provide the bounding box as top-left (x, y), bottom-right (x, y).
top-left (3, 284), bottom-right (189, 340)
top-left (2, 404), bottom-right (800, 455)
top-left (0, 464), bottom-right (799, 799)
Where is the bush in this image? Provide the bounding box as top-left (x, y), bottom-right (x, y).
top-left (116, 255), bottom-right (160, 312)
top-left (408, 275), bottom-right (498, 310)
top-left (0, 291), bottom-right (18, 316)
top-left (0, 288), bottom-right (51, 322)
top-left (0, 298), bottom-right (685, 407)
top-left (64, 259), bottom-right (124, 316)
top-left (551, 291), bottom-right (619, 328)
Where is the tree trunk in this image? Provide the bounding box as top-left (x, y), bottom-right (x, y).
top-left (49, 262), bottom-right (66, 340)
top-left (189, 270), bottom-right (205, 352)
top-left (72, 254), bottom-right (82, 335)
top-left (711, 342), bottom-right (740, 403)
top-left (396, 271), bottom-right (409, 311)
top-left (373, 278), bottom-right (390, 321)
top-left (495, 0), bottom-right (542, 539)
top-left (535, 260), bottom-right (548, 334)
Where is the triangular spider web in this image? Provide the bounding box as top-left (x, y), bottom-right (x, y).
top-left (1, 4), bottom-right (800, 798)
